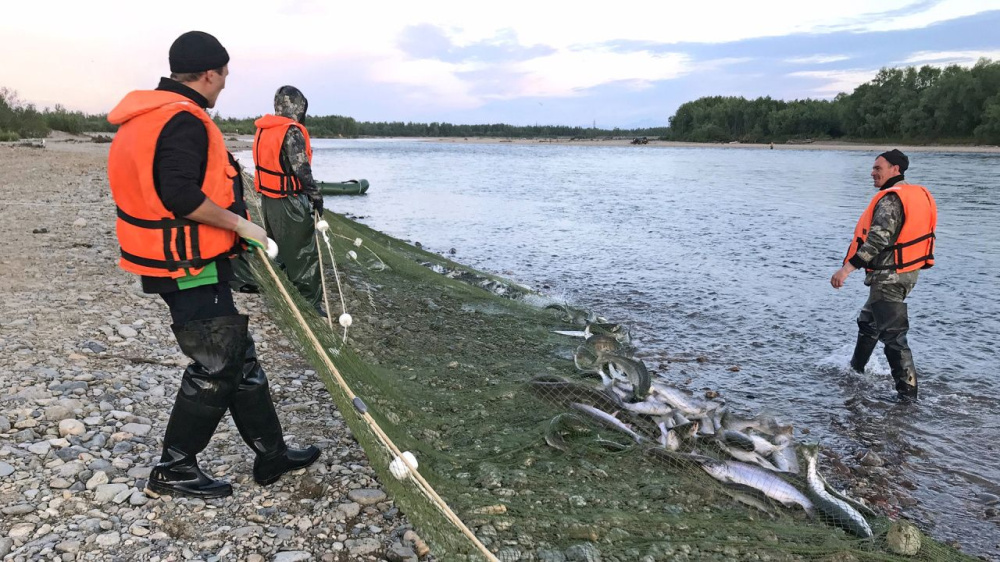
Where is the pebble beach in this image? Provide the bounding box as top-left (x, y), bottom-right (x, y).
top-left (0, 136), bottom-right (422, 561)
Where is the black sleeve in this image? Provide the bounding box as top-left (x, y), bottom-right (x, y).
top-left (154, 112), bottom-right (209, 217)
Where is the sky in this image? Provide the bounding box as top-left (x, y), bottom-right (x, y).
top-left (3, 1), bottom-right (1000, 129)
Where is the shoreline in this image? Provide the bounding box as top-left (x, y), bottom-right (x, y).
top-left (15, 132), bottom-right (1000, 154)
top-left (416, 136), bottom-right (1000, 153)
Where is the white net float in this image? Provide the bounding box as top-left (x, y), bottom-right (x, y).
top-left (339, 313), bottom-right (353, 328)
top-left (389, 451), bottom-right (418, 480)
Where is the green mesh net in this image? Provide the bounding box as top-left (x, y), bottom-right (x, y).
top-left (239, 170), bottom-right (975, 561)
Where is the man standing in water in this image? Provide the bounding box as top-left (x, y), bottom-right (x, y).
top-left (252, 86), bottom-right (326, 316)
top-left (830, 149), bottom-right (937, 401)
top-left (106, 31), bottom-right (320, 498)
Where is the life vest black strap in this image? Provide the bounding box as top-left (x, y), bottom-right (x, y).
top-left (116, 207), bottom-right (196, 229)
top-left (119, 248), bottom-right (214, 271)
top-left (254, 165), bottom-right (302, 195)
top-left (867, 232), bottom-right (936, 271)
top-left (117, 207), bottom-right (214, 272)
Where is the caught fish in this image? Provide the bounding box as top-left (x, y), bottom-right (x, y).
top-left (650, 382), bottom-right (720, 418)
top-left (569, 402), bottom-right (644, 444)
top-left (770, 432), bottom-right (800, 474)
top-left (584, 321), bottom-right (631, 344)
top-left (801, 445), bottom-right (873, 538)
top-left (544, 413), bottom-right (590, 452)
top-left (816, 467), bottom-right (877, 518)
top-left (622, 397), bottom-right (674, 417)
top-left (693, 455), bottom-right (814, 515)
top-left (715, 441), bottom-right (781, 472)
top-left (720, 488), bottom-right (776, 517)
top-left (586, 334), bottom-right (625, 355)
top-left (598, 355), bottom-right (651, 400)
top-left (720, 429), bottom-right (757, 452)
top-left (656, 421), bottom-right (682, 451)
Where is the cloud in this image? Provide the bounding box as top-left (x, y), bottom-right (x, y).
top-left (898, 49), bottom-right (1000, 65)
top-left (397, 25), bottom-right (555, 64)
top-left (784, 54), bottom-right (852, 64)
top-left (787, 69), bottom-right (882, 96)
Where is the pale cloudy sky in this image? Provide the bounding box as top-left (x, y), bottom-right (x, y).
top-left (3, 1), bottom-right (1000, 128)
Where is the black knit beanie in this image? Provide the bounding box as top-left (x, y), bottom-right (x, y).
top-left (878, 149), bottom-right (909, 173)
top-left (169, 31), bottom-right (229, 73)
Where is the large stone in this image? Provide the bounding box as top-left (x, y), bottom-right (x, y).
top-left (86, 471), bottom-right (109, 489)
top-left (8, 522), bottom-right (36, 540)
top-left (117, 325), bottom-right (138, 338)
top-left (0, 462), bottom-right (14, 478)
top-left (336, 502), bottom-right (361, 519)
top-left (94, 483), bottom-right (129, 503)
top-left (59, 419), bottom-right (86, 437)
top-left (94, 531), bottom-right (121, 547)
top-left (120, 423), bottom-right (151, 436)
top-left (347, 488), bottom-right (386, 506)
top-left (886, 521), bottom-right (922, 556)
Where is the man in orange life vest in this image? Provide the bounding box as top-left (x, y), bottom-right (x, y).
top-left (830, 149), bottom-right (937, 401)
top-left (252, 86), bottom-right (326, 316)
top-left (107, 31), bottom-right (320, 498)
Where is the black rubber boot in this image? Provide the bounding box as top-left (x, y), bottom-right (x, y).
top-left (147, 315), bottom-right (249, 498)
top-left (872, 301), bottom-right (919, 401)
top-left (230, 338), bottom-right (320, 486)
top-left (849, 333), bottom-right (879, 373)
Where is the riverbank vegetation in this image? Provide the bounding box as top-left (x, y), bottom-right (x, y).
top-left (4, 59), bottom-right (999, 145)
top-left (667, 59), bottom-right (1000, 144)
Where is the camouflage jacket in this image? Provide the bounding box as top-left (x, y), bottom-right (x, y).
top-left (848, 176), bottom-right (919, 287)
top-left (280, 127), bottom-right (320, 201)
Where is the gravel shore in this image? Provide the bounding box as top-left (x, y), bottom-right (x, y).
top-left (0, 137), bottom-right (422, 561)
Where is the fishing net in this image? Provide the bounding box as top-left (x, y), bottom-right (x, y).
top-left (239, 169), bottom-right (975, 561)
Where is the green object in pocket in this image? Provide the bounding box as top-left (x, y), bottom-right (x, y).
top-left (177, 261), bottom-right (219, 291)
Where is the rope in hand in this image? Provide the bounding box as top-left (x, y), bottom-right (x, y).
top-left (251, 243), bottom-right (499, 562)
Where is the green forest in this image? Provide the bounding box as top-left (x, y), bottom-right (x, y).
top-left (3, 59), bottom-right (1000, 144)
top-left (668, 59), bottom-right (1000, 144)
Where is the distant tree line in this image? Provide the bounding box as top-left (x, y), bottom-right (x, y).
top-left (0, 88), bottom-right (114, 141)
top-left (667, 59), bottom-right (1000, 144)
top-left (4, 59), bottom-right (1000, 144)
top-left (215, 114), bottom-right (665, 139)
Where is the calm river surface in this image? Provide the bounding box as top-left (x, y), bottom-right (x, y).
top-left (239, 139), bottom-right (1000, 557)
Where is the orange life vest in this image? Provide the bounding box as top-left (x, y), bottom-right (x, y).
top-left (844, 183), bottom-right (937, 273)
top-left (253, 114), bottom-right (312, 198)
top-left (107, 90), bottom-right (239, 278)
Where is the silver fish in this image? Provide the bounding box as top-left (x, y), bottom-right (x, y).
top-left (650, 383), bottom-right (718, 418)
top-left (695, 456), bottom-right (814, 514)
top-left (570, 403), bottom-right (644, 444)
top-left (771, 432), bottom-right (800, 474)
top-left (802, 446), bottom-right (873, 538)
top-left (623, 398), bottom-right (674, 417)
top-left (715, 442), bottom-right (781, 472)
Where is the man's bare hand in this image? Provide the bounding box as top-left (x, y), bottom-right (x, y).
top-left (830, 264), bottom-right (856, 289)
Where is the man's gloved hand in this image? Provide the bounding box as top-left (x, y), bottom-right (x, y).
top-left (235, 216), bottom-right (268, 251)
top-left (307, 190), bottom-right (324, 215)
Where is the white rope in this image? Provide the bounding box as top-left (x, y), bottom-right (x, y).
top-left (252, 246), bottom-right (499, 562)
top-left (315, 212), bottom-right (351, 342)
top-left (313, 216), bottom-right (334, 331)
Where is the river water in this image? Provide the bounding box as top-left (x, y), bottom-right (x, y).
top-left (238, 140), bottom-right (1000, 558)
